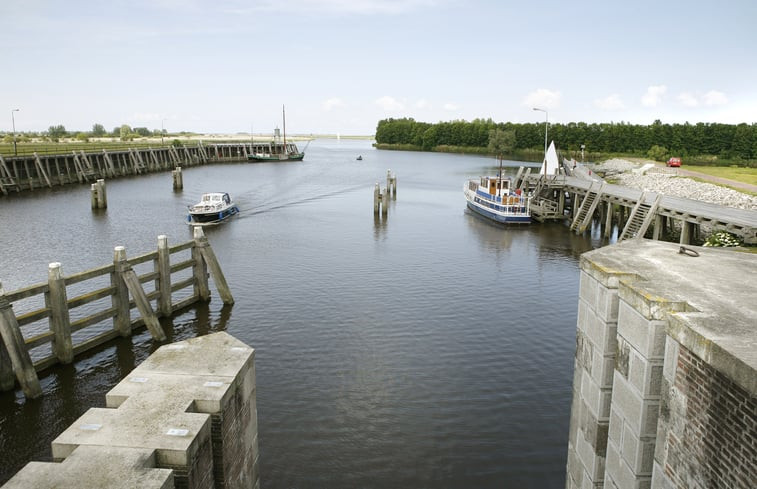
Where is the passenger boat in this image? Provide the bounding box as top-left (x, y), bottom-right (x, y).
top-left (463, 175), bottom-right (531, 224)
top-left (187, 192), bottom-right (239, 225)
top-left (248, 105), bottom-right (305, 162)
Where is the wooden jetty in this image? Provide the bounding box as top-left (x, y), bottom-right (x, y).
top-left (521, 171), bottom-right (757, 244)
top-left (0, 227), bottom-right (232, 399)
top-left (0, 142), bottom-right (298, 195)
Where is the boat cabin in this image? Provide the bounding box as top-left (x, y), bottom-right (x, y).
top-left (482, 176), bottom-right (512, 198)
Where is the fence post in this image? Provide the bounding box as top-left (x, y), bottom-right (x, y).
top-left (156, 235), bottom-right (172, 317)
top-left (193, 227), bottom-right (234, 305)
top-left (114, 246), bottom-right (166, 341)
top-left (0, 282), bottom-right (42, 399)
top-left (0, 336), bottom-right (14, 391)
top-left (47, 262), bottom-right (74, 364)
top-left (112, 246), bottom-right (132, 337)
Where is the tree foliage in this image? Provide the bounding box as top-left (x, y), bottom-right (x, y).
top-left (48, 124), bottom-right (67, 141)
top-left (375, 118), bottom-right (757, 162)
top-left (91, 123), bottom-right (106, 137)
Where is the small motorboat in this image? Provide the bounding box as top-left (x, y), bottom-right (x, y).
top-left (187, 192), bottom-right (239, 225)
top-left (356, 155), bottom-right (363, 160)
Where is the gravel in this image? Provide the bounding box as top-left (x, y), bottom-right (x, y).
top-left (589, 159), bottom-right (757, 211)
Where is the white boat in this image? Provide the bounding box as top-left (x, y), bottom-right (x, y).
top-left (187, 192), bottom-right (239, 225)
top-left (463, 175), bottom-right (531, 224)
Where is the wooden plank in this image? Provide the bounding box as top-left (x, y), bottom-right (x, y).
top-left (122, 268), bottom-right (165, 341)
top-left (16, 308), bottom-right (50, 326)
top-left (67, 285), bottom-right (115, 308)
top-left (171, 277), bottom-right (195, 292)
top-left (24, 330), bottom-right (54, 349)
top-left (170, 258), bottom-right (195, 273)
top-left (70, 307), bottom-right (117, 333)
top-left (128, 251), bottom-right (158, 266)
top-left (58, 264), bottom-right (113, 285)
top-left (170, 241), bottom-right (195, 253)
top-left (193, 227), bottom-right (234, 305)
top-left (5, 283), bottom-right (48, 302)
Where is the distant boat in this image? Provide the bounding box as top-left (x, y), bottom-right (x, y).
top-left (463, 175), bottom-right (531, 224)
top-left (187, 192), bottom-right (239, 225)
top-left (248, 105), bottom-right (305, 162)
top-left (356, 155), bottom-right (363, 160)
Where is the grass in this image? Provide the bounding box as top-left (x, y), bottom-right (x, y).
top-left (682, 165), bottom-right (757, 186)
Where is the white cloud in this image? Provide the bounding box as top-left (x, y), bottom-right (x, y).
top-left (594, 94), bottom-right (625, 110)
top-left (641, 85), bottom-right (667, 107)
top-left (522, 88), bottom-right (561, 110)
top-left (703, 90), bottom-right (728, 106)
top-left (415, 98), bottom-right (430, 109)
top-left (128, 112), bottom-right (162, 123)
top-left (322, 97), bottom-right (346, 111)
top-left (241, 0), bottom-right (439, 15)
top-left (677, 92), bottom-right (699, 107)
top-left (375, 96), bottom-right (405, 111)
top-left (443, 102), bottom-right (459, 111)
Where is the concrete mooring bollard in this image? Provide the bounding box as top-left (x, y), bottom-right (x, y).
top-left (172, 166), bottom-right (183, 190)
top-left (386, 169), bottom-right (397, 199)
top-left (373, 183), bottom-right (388, 217)
top-left (90, 179), bottom-right (107, 209)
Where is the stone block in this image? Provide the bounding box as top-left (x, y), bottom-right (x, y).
top-left (581, 370), bottom-right (611, 419)
top-left (2, 446), bottom-right (173, 489)
top-left (579, 271), bottom-right (599, 311)
top-left (661, 337), bottom-right (679, 384)
top-left (586, 307), bottom-right (618, 354)
top-left (576, 425), bottom-right (606, 482)
top-left (596, 284), bottom-right (620, 322)
top-left (591, 350), bottom-right (616, 389)
top-left (610, 372), bottom-right (643, 434)
top-left (627, 350), bottom-right (664, 399)
top-left (617, 301), bottom-right (667, 360)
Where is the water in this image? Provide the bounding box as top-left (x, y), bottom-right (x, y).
top-left (0, 139), bottom-right (606, 487)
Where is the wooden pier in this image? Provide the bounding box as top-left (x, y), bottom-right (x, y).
top-left (0, 227), bottom-right (232, 399)
top-left (521, 172), bottom-right (757, 245)
top-left (0, 142), bottom-right (297, 195)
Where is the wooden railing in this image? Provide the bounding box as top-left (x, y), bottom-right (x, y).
top-left (0, 227), bottom-right (233, 399)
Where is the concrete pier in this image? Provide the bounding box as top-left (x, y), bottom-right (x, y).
top-left (565, 240), bottom-right (756, 489)
top-left (3, 332), bottom-right (258, 489)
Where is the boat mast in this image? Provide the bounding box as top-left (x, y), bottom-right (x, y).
top-left (282, 104), bottom-right (287, 154)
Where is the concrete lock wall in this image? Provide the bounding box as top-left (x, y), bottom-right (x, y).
top-left (566, 240), bottom-right (756, 489)
top-left (2, 332), bottom-right (258, 489)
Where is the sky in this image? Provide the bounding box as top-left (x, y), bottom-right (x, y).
top-left (1, 0), bottom-right (756, 135)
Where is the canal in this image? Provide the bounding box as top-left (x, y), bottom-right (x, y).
top-left (0, 139), bottom-right (608, 488)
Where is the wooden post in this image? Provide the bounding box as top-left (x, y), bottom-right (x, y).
top-left (172, 166), bottom-right (183, 190)
top-left (652, 214), bottom-right (663, 240)
top-left (47, 262), bottom-right (74, 364)
top-left (558, 190), bottom-right (565, 216)
top-left (192, 229), bottom-right (211, 301)
top-left (91, 179), bottom-right (107, 209)
top-left (381, 188), bottom-right (388, 216)
top-left (373, 183), bottom-right (380, 215)
top-left (112, 246), bottom-right (164, 341)
top-left (112, 246), bottom-right (132, 337)
top-left (604, 202), bottom-right (613, 239)
top-left (0, 283), bottom-right (42, 399)
top-left (193, 226), bottom-right (234, 305)
top-left (680, 219), bottom-right (693, 245)
top-left (156, 235), bottom-right (172, 317)
top-left (0, 335), bottom-right (14, 391)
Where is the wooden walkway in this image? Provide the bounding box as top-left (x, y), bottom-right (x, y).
top-left (526, 174), bottom-right (757, 244)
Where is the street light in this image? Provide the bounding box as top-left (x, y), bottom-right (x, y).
top-left (11, 108), bottom-right (20, 156)
top-left (532, 107), bottom-right (548, 175)
top-left (161, 119), bottom-right (166, 145)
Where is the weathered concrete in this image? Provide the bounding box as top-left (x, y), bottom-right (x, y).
top-left (2, 446), bottom-right (173, 488)
top-left (566, 239), bottom-right (756, 489)
top-left (4, 332), bottom-right (258, 489)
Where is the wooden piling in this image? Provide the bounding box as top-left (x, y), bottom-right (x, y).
top-left (112, 247), bottom-right (132, 337)
top-left (112, 247), bottom-right (165, 341)
top-left (47, 263), bottom-right (74, 364)
top-left (386, 169), bottom-right (397, 199)
top-left (373, 183), bottom-right (380, 214)
top-left (381, 188), bottom-right (388, 216)
top-left (193, 227), bottom-right (234, 305)
top-left (156, 236), bottom-right (172, 317)
top-left (91, 179), bottom-right (107, 209)
top-left (192, 229), bottom-right (211, 301)
top-left (0, 283), bottom-right (42, 398)
top-left (604, 202), bottom-right (613, 239)
top-left (172, 166), bottom-right (183, 190)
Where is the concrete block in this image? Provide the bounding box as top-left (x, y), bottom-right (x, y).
top-left (661, 337), bottom-right (679, 383)
top-left (596, 284), bottom-right (620, 322)
top-left (608, 408), bottom-right (623, 448)
top-left (628, 350), bottom-right (664, 399)
top-left (2, 446), bottom-right (173, 489)
top-left (610, 372), bottom-right (643, 434)
top-left (620, 425), bottom-right (655, 476)
top-left (651, 462), bottom-right (675, 489)
top-left (576, 425), bottom-right (606, 481)
top-left (590, 349), bottom-right (616, 389)
top-left (576, 330), bottom-right (594, 374)
top-left (579, 271), bottom-right (599, 311)
top-left (566, 446), bottom-right (585, 488)
top-left (581, 370), bottom-right (611, 419)
top-left (586, 307), bottom-right (618, 354)
top-left (577, 298), bottom-right (589, 333)
top-left (617, 301), bottom-right (666, 360)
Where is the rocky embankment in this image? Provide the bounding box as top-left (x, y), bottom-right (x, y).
top-left (589, 159), bottom-right (757, 211)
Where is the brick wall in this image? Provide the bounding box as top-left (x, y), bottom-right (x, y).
top-left (655, 344), bottom-right (756, 489)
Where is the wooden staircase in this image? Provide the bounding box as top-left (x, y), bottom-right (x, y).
top-left (618, 193), bottom-right (662, 241)
top-left (570, 182), bottom-right (605, 234)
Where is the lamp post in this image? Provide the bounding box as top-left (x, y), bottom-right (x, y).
top-left (532, 107), bottom-right (548, 175)
top-left (161, 119), bottom-right (166, 145)
top-left (11, 108), bottom-right (20, 156)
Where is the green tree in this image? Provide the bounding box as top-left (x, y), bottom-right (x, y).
top-left (120, 124), bottom-right (133, 141)
top-left (647, 145), bottom-right (668, 161)
top-left (91, 123), bottom-right (106, 137)
top-left (75, 132), bottom-right (89, 142)
top-left (487, 129), bottom-right (516, 163)
top-left (48, 124), bottom-right (67, 141)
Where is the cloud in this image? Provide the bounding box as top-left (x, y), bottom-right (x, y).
top-left (415, 98), bottom-right (430, 109)
top-left (322, 97), bottom-right (346, 111)
top-left (238, 0), bottom-right (439, 15)
top-left (677, 92), bottom-right (699, 107)
top-left (703, 90), bottom-right (728, 106)
top-left (594, 94), bottom-right (625, 110)
top-left (443, 102), bottom-right (459, 111)
top-left (375, 96), bottom-right (405, 111)
top-left (522, 89), bottom-right (561, 110)
top-left (641, 85), bottom-right (667, 107)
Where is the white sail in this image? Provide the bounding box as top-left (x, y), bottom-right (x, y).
top-left (541, 140), bottom-right (560, 176)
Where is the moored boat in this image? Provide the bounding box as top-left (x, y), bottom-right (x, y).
top-left (248, 105), bottom-right (305, 162)
top-left (187, 192), bottom-right (239, 225)
top-left (463, 175), bottom-right (531, 224)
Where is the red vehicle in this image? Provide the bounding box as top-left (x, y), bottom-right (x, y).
top-left (667, 157), bottom-right (681, 167)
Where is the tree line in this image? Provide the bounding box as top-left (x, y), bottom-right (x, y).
top-left (375, 118), bottom-right (757, 165)
top-left (3, 123), bottom-right (171, 143)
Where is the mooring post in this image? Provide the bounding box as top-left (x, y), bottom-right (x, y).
top-left (386, 169), bottom-right (397, 199)
top-left (91, 179), bottom-right (107, 209)
top-left (381, 188), bottom-right (388, 216)
top-left (172, 166), bottom-right (183, 190)
top-left (156, 235), bottom-right (172, 317)
top-left (373, 183), bottom-right (380, 215)
top-left (192, 228), bottom-right (211, 301)
top-left (112, 246), bottom-right (132, 337)
top-left (193, 226), bottom-right (234, 305)
top-left (0, 282), bottom-right (42, 398)
top-left (604, 202), bottom-right (613, 239)
top-left (47, 262), bottom-right (74, 364)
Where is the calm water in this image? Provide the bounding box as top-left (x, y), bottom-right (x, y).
top-left (0, 139), bottom-right (607, 487)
